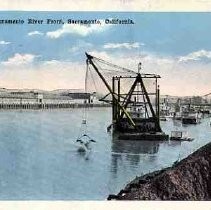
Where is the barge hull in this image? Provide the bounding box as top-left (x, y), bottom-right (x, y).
top-left (117, 132), bottom-right (169, 141)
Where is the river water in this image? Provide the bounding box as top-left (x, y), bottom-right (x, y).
top-left (0, 107), bottom-right (210, 200)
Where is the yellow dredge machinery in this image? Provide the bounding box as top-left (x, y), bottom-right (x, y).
top-left (85, 52), bottom-right (168, 141)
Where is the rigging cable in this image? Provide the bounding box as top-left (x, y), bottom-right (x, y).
top-left (76, 59), bottom-right (96, 143)
top-left (76, 60), bottom-right (89, 141)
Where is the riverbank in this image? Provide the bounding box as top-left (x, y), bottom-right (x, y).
top-left (108, 141), bottom-right (211, 200)
top-left (0, 103), bottom-right (110, 110)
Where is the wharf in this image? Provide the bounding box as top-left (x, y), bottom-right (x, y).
top-left (0, 103), bottom-right (110, 110)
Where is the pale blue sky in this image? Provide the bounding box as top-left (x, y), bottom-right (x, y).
top-left (0, 12), bottom-right (211, 95)
top-left (0, 12), bottom-right (211, 61)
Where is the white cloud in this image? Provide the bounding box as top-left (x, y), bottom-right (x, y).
top-left (42, 59), bottom-right (61, 66)
top-left (0, 40), bottom-right (11, 45)
top-left (69, 42), bottom-right (93, 54)
top-left (103, 42), bottom-right (144, 49)
top-left (46, 21), bottom-right (110, 39)
top-left (0, 59), bottom-right (85, 90)
top-left (87, 50), bottom-right (173, 71)
top-left (28, 31), bottom-right (44, 36)
top-left (69, 46), bottom-right (80, 53)
top-left (178, 49), bottom-right (211, 62)
top-left (0, 49), bottom-right (211, 96)
top-left (87, 50), bottom-right (111, 61)
top-left (86, 50), bottom-right (211, 96)
top-left (2, 53), bottom-right (38, 66)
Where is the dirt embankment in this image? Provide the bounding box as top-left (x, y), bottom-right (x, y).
top-left (108, 142), bottom-right (211, 200)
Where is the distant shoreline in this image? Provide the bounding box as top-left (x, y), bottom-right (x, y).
top-left (0, 103), bottom-right (111, 110)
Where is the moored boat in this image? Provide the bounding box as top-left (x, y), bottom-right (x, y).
top-left (170, 131), bottom-right (194, 141)
top-left (182, 112), bottom-right (201, 124)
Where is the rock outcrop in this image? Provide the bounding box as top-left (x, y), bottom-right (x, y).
top-left (108, 142), bottom-right (211, 200)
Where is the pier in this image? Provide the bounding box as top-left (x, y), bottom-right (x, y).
top-left (0, 89), bottom-right (109, 110)
top-left (0, 101), bottom-right (109, 110)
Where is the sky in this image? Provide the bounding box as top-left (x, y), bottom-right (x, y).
top-left (0, 12), bottom-right (211, 96)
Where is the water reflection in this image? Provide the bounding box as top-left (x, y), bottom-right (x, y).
top-left (111, 139), bottom-right (160, 155)
top-left (168, 140), bottom-right (182, 147)
top-left (172, 119), bottom-right (182, 127)
top-left (110, 139), bottom-right (160, 175)
top-left (76, 149), bottom-right (91, 161)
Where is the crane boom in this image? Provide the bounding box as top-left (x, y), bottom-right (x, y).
top-left (85, 52), bottom-right (136, 127)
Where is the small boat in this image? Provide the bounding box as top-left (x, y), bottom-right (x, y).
top-left (170, 131), bottom-right (194, 141)
top-left (182, 112), bottom-right (201, 124)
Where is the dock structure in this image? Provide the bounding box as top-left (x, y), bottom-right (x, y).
top-left (85, 52), bottom-right (168, 141)
top-left (159, 95), bottom-right (211, 119)
top-left (0, 90), bottom-right (109, 110)
top-left (0, 102), bottom-right (109, 110)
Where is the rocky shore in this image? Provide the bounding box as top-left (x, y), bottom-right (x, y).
top-left (108, 142), bottom-right (211, 200)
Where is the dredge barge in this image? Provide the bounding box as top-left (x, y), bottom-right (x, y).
top-left (85, 53), bottom-right (168, 141)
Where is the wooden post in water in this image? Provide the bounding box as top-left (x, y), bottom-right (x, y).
top-left (157, 85), bottom-right (160, 128)
top-left (117, 77), bottom-right (121, 119)
top-left (112, 76), bottom-right (116, 123)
